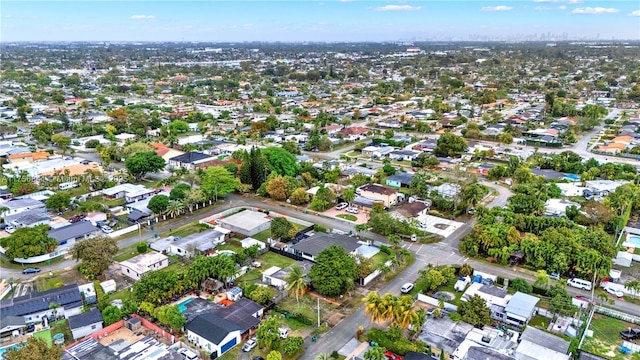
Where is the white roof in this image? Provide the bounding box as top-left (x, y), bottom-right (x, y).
top-left (263, 266), bottom-right (281, 276)
top-left (120, 252), bottom-right (168, 274)
top-left (102, 183), bottom-right (152, 196)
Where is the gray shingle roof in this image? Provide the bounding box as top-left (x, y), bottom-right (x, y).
top-left (520, 326), bottom-right (570, 354)
top-left (0, 284), bottom-right (81, 317)
top-left (49, 221), bottom-right (98, 243)
top-left (291, 232), bottom-right (361, 258)
top-left (69, 308), bottom-right (103, 329)
top-left (169, 151), bottom-right (212, 164)
top-left (185, 313), bottom-right (241, 344)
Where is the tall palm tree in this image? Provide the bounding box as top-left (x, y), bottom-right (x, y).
top-left (316, 354), bottom-right (331, 360)
top-left (393, 295), bottom-right (417, 329)
top-left (165, 200), bottom-right (184, 218)
top-left (363, 292), bottom-right (385, 325)
top-left (380, 293), bottom-right (398, 324)
top-left (625, 280), bottom-right (640, 298)
top-left (285, 264), bottom-right (308, 304)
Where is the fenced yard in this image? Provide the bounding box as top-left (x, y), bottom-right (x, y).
top-left (581, 314), bottom-right (640, 360)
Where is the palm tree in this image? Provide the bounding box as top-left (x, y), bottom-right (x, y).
top-left (393, 295), bottom-right (417, 329)
top-left (363, 292), bottom-right (386, 324)
top-left (380, 293), bottom-right (397, 324)
top-left (285, 264), bottom-right (308, 304)
top-left (316, 354), bottom-right (331, 360)
top-left (625, 280), bottom-right (640, 298)
top-left (165, 200), bottom-right (184, 218)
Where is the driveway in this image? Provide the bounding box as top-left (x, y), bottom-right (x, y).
top-left (322, 207), bottom-right (368, 225)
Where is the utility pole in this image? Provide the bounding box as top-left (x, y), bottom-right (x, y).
top-left (317, 297), bottom-right (320, 327)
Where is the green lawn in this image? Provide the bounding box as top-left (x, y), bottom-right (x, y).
top-left (50, 318), bottom-right (74, 346)
top-left (370, 252), bottom-right (391, 270)
top-left (259, 251), bottom-right (296, 269)
top-left (581, 314), bottom-right (640, 359)
top-left (161, 222), bottom-right (210, 238)
top-left (37, 275), bottom-right (68, 291)
top-left (336, 214), bottom-right (357, 221)
top-left (104, 286), bottom-right (134, 305)
top-left (32, 329), bottom-right (52, 347)
top-left (216, 240), bottom-right (243, 252)
top-left (528, 315), bottom-right (549, 329)
top-left (113, 243), bottom-right (147, 262)
top-left (236, 269), bottom-right (262, 285)
top-left (278, 295), bottom-right (337, 326)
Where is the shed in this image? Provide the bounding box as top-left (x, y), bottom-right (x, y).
top-left (100, 279), bottom-right (116, 294)
top-left (202, 278), bottom-right (224, 294)
top-left (226, 287), bottom-right (243, 301)
top-left (615, 251), bottom-right (633, 267)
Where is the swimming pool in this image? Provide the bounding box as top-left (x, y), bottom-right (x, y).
top-left (627, 235), bottom-right (640, 247)
top-left (177, 297), bottom-right (195, 313)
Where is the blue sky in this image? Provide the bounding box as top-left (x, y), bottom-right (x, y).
top-left (2, 1), bottom-right (639, 42)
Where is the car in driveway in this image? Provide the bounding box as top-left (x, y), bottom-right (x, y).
top-left (346, 207), bottom-right (359, 214)
top-left (620, 328), bottom-right (640, 340)
top-left (22, 267), bottom-right (41, 275)
top-left (400, 283), bottom-right (414, 294)
top-left (433, 291), bottom-right (453, 302)
top-left (69, 214), bottom-right (86, 223)
top-left (100, 225), bottom-right (114, 234)
top-left (335, 202), bottom-right (349, 210)
top-left (243, 337), bottom-right (257, 352)
top-left (384, 351), bottom-right (402, 360)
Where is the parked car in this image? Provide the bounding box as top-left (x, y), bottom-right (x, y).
top-left (5, 225), bottom-right (16, 234)
top-left (178, 348), bottom-right (199, 360)
top-left (346, 207), bottom-right (359, 214)
top-left (620, 328), bottom-right (640, 340)
top-left (69, 214), bottom-right (86, 223)
top-left (22, 267), bottom-right (41, 275)
top-left (400, 283), bottom-right (414, 294)
top-left (335, 202), bottom-right (348, 210)
top-left (243, 337), bottom-right (257, 352)
top-left (410, 234), bottom-right (417, 242)
top-left (433, 292), bottom-right (453, 302)
top-left (385, 351), bottom-right (402, 360)
top-left (549, 272), bottom-right (560, 281)
top-left (100, 226), bottom-right (114, 234)
top-left (482, 278), bottom-right (494, 286)
top-left (604, 286), bottom-right (624, 298)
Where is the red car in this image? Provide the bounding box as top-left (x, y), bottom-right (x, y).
top-left (385, 351), bottom-right (402, 360)
top-left (69, 214), bottom-right (86, 223)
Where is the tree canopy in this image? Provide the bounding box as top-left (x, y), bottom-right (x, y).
top-left (433, 132), bottom-right (468, 158)
top-left (125, 151), bottom-right (166, 181)
top-left (201, 166), bottom-right (238, 200)
top-left (2, 336), bottom-right (62, 360)
top-left (0, 225), bottom-right (57, 260)
top-left (262, 146), bottom-right (301, 176)
top-left (72, 235), bottom-right (119, 280)
top-left (309, 244), bottom-right (358, 296)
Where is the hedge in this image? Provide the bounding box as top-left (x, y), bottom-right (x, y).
top-left (275, 308), bottom-right (314, 326)
top-left (367, 328), bottom-right (426, 355)
top-left (379, 245), bottom-right (393, 256)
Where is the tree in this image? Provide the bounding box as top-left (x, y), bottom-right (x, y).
top-left (282, 336), bottom-right (305, 356)
top-left (2, 336), bottom-right (62, 360)
top-left (122, 142), bottom-right (153, 158)
top-left (133, 271), bottom-right (180, 305)
top-left (462, 184), bottom-right (486, 208)
top-left (154, 305), bottom-right (186, 332)
top-left (169, 183), bottom-right (191, 200)
top-left (257, 316), bottom-right (282, 351)
top-left (510, 278), bottom-right (532, 294)
top-left (624, 280), bottom-right (640, 297)
top-left (72, 235), bottom-right (119, 279)
top-left (534, 270), bottom-right (550, 289)
top-left (309, 244), bottom-right (358, 296)
top-left (240, 147), bottom-right (270, 190)
top-left (363, 292), bottom-right (386, 324)
top-left (282, 141), bottom-right (301, 155)
top-left (102, 305), bottom-right (122, 326)
top-left (267, 351), bottom-right (283, 360)
top-left (343, 187), bottom-right (356, 205)
top-left (289, 188), bottom-right (310, 205)
top-left (364, 346), bottom-right (386, 360)
top-left (266, 176), bottom-right (288, 201)
top-left (148, 195), bottom-right (170, 214)
top-left (125, 151), bottom-right (166, 181)
top-left (51, 133), bottom-right (71, 153)
top-left (262, 146), bottom-right (301, 176)
top-left (271, 217), bottom-right (296, 241)
top-left (420, 269), bottom-right (448, 291)
top-left (0, 225), bottom-right (57, 260)
top-left (433, 132), bottom-right (468, 158)
top-left (201, 166), bottom-right (239, 201)
top-left (45, 192), bottom-right (71, 212)
top-left (458, 294), bottom-right (491, 327)
top-left (549, 285), bottom-right (577, 317)
top-left (285, 264), bottom-right (308, 304)
top-left (498, 132), bottom-right (513, 144)
top-left (309, 185), bottom-right (336, 211)
top-left (248, 285), bottom-right (274, 305)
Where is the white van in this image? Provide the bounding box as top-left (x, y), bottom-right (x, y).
top-left (59, 181), bottom-right (78, 190)
top-left (567, 278), bottom-right (592, 291)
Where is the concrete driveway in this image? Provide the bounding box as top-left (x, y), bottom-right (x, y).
top-left (322, 207), bottom-right (368, 224)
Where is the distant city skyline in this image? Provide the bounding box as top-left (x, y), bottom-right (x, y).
top-left (2, 1), bottom-right (639, 42)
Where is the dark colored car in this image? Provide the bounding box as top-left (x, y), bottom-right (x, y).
top-left (433, 292), bottom-right (453, 302)
top-left (22, 267), bottom-right (41, 274)
top-left (385, 351), bottom-right (402, 360)
top-left (620, 328), bottom-right (640, 340)
top-left (252, 357), bottom-right (265, 360)
top-left (69, 214), bottom-right (86, 223)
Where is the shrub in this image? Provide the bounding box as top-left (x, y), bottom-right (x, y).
top-left (137, 242), bottom-right (148, 254)
top-left (331, 351), bottom-right (340, 359)
top-left (496, 276), bottom-right (505, 286)
top-left (510, 278), bottom-right (532, 294)
top-left (531, 285), bottom-right (549, 296)
top-left (379, 245), bottom-right (393, 256)
top-left (367, 328), bottom-right (426, 356)
top-left (448, 312), bottom-right (462, 322)
top-left (314, 224), bottom-right (328, 233)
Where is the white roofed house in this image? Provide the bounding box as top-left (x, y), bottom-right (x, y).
top-left (167, 229), bottom-right (228, 257)
top-left (101, 183), bottom-right (157, 204)
top-left (119, 251), bottom-right (170, 280)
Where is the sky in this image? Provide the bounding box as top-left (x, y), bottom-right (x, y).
top-left (1, 1), bottom-right (639, 42)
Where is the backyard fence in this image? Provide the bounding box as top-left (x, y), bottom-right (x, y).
top-left (595, 306), bottom-right (640, 325)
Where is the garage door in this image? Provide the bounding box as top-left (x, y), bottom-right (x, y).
top-left (220, 337), bottom-right (237, 354)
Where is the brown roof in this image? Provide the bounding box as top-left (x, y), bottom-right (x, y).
top-left (340, 126), bottom-right (369, 136)
top-left (7, 151), bottom-right (52, 161)
top-left (395, 202), bottom-right (428, 218)
top-left (360, 184), bottom-right (397, 196)
top-left (41, 164), bottom-right (102, 177)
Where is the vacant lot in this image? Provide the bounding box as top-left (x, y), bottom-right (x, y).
top-left (581, 314), bottom-right (640, 360)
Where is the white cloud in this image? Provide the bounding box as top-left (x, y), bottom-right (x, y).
top-left (535, 5), bottom-right (566, 10)
top-left (630, 10), bottom-right (640, 16)
top-left (567, 0), bottom-right (583, 3)
top-left (572, 7), bottom-right (619, 14)
top-left (130, 15), bottom-right (155, 20)
top-left (532, 0), bottom-right (562, 3)
top-left (481, 5), bottom-right (513, 11)
top-left (558, 5), bottom-right (567, 10)
top-left (371, 4), bottom-right (422, 11)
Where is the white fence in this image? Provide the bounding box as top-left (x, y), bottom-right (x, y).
top-left (416, 293), bottom-right (458, 312)
top-left (595, 306), bottom-right (640, 325)
top-left (108, 224), bottom-right (140, 239)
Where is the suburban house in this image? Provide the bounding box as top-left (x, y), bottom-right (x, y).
top-left (490, 292), bottom-right (540, 327)
top-left (185, 299), bottom-right (263, 358)
top-left (0, 198), bottom-right (46, 217)
top-left (114, 133), bottom-right (136, 144)
top-left (151, 142), bottom-right (185, 165)
top-left (119, 251), bottom-right (170, 280)
top-left (431, 183), bottom-right (461, 200)
top-left (168, 151), bottom-right (216, 171)
top-left (102, 183), bottom-right (157, 204)
top-left (6, 151), bottom-right (53, 164)
top-left (0, 284), bottom-right (83, 325)
top-left (4, 208), bottom-right (51, 229)
top-left (462, 283), bottom-right (510, 308)
top-left (49, 221), bottom-right (101, 247)
top-left (544, 199), bottom-right (581, 217)
top-left (288, 232), bottom-right (362, 262)
top-left (515, 327), bottom-right (570, 360)
top-left (358, 183), bottom-right (399, 207)
top-left (389, 149), bottom-right (420, 162)
top-left (166, 229), bottom-right (229, 257)
top-left (68, 308), bottom-right (103, 340)
top-left (393, 201), bottom-right (430, 221)
top-left (262, 261), bottom-right (313, 289)
top-left (339, 126), bottom-right (369, 141)
top-left (0, 316), bottom-right (26, 338)
top-left (385, 172), bottom-right (414, 188)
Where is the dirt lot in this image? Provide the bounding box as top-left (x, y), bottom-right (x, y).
top-left (322, 207), bottom-right (368, 224)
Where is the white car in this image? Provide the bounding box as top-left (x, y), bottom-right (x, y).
top-left (335, 202), bottom-right (349, 210)
top-left (242, 337), bottom-right (257, 352)
top-left (5, 225), bottom-right (16, 234)
top-left (346, 207), bottom-right (359, 214)
top-left (604, 286), bottom-right (624, 298)
top-left (401, 283), bottom-right (415, 294)
top-left (101, 225), bottom-right (114, 234)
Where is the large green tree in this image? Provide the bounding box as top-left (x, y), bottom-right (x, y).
top-left (433, 132), bottom-right (468, 158)
top-left (102, 305), bottom-right (123, 326)
top-left (270, 217), bottom-right (296, 241)
top-left (72, 235), bottom-right (119, 280)
top-left (125, 151), bottom-right (166, 181)
top-left (3, 336), bottom-right (62, 360)
top-left (256, 316), bottom-right (282, 351)
top-left (240, 147), bottom-right (270, 190)
top-left (262, 146), bottom-right (301, 176)
top-left (458, 294), bottom-right (491, 327)
top-left (154, 305), bottom-right (186, 332)
top-left (0, 225), bottom-right (57, 260)
top-left (45, 192), bottom-right (71, 212)
top-left (201, 166), bottom-right (239, 201)
top-left (148, 195), bottom-right (170, 214)
top-left (309, 244), bottom-right (358, 296)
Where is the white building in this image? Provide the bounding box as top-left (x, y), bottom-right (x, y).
top-left (119, 251), bottom-right (170, 280)
top-left (102, 183), bottom-right (157, 204)
top-left (68, 309), bottom-right (103, 340)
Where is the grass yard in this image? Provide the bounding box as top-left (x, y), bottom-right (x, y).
top-left (259, 251), bottom-right (296, 269)
top-left (528, 315), bottom-right (549, 329)
top-left (161, 222), bottom-right (210, 238)
top-left (104, 286), bottom-right (134, 305)
top-left (113, 243), bottom-right (148, 262)
top-left (236, 269), bottom-right (262, 285)
top-left (32, 329), bottom-right (52, 347)
top-left (336, 214), bottom-right (357, 222)
top-left (216, 240), bottom-right (244, 252)
top-left (37, 275), bottom-right (68, 291)
top-left (278, 294), bottom-right (337, 323)
top-left (370, 252), bottom-right (391, 270)
top-left (581, 314), bottom-right (640, 360)
top-left (50, 318), bottom-right (73, 346)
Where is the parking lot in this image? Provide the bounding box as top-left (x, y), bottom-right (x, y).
top-left (322, 205), bottom-right (369, 224)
